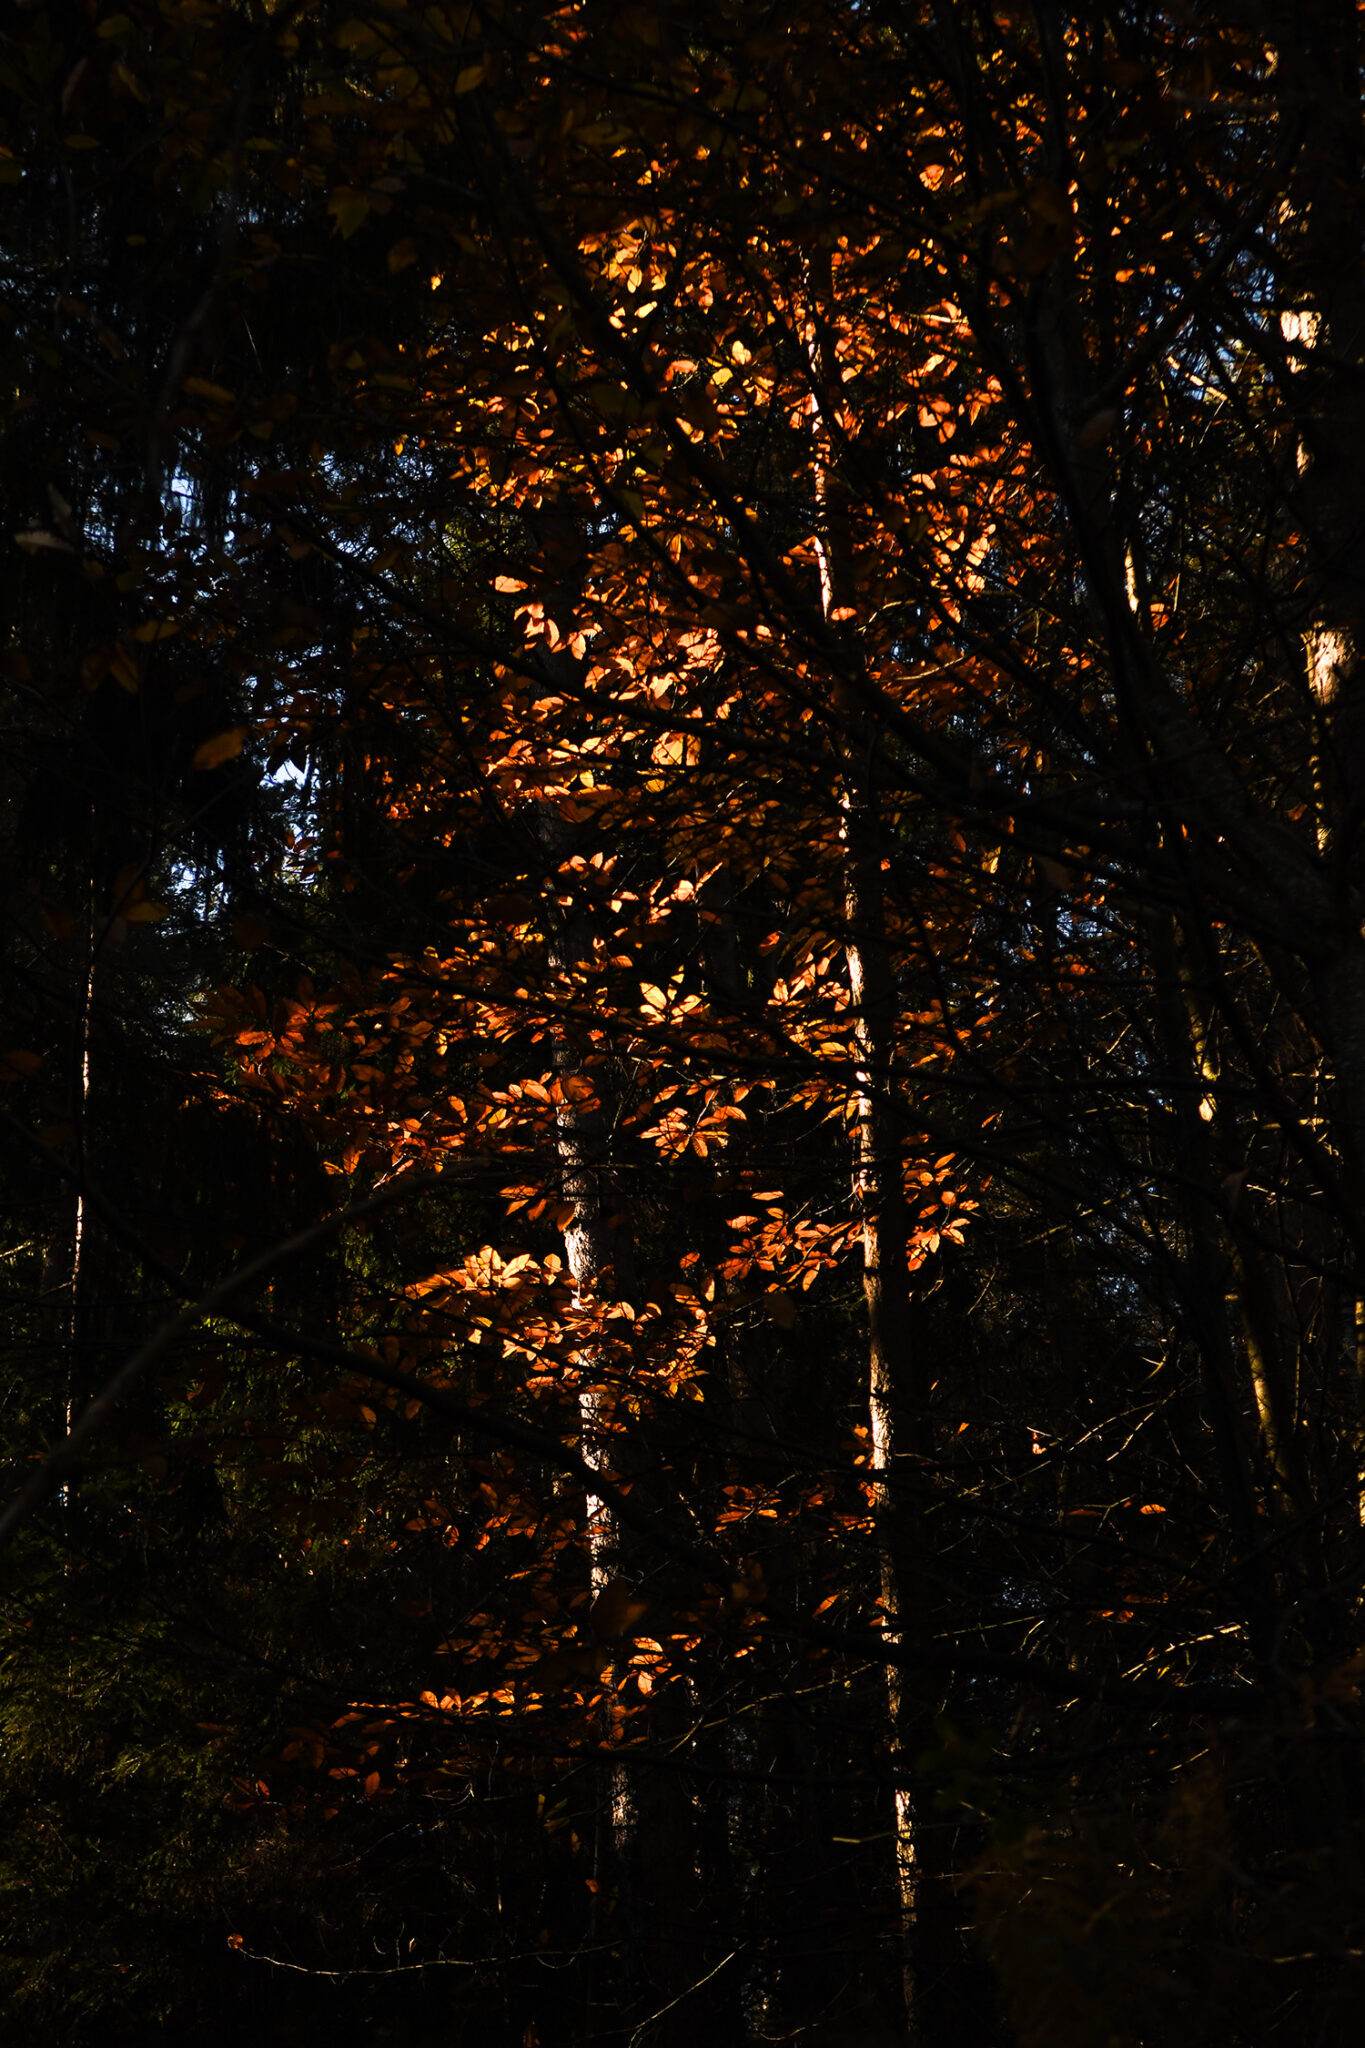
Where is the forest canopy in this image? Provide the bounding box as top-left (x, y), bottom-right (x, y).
top-left (4, 4), bottom-right (1365, 2045)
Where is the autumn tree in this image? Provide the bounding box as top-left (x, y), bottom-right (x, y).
top-left (7, 5), bottom-right (1365, 2047)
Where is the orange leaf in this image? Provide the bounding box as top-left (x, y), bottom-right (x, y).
top-left (0, 1048), bottom-right (44, 1079)
top-left (192, 726), bottom-right (248, 771)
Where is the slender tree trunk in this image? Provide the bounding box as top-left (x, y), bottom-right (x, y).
top-left (538, 810), bottom-right (634, 2035)
top-left (61, 874), bottom-right (97, 1506)
top-left (538, 810), bottom-right (699, 2047)
top-left (1272, 16), bottom-right (1365, 1532)
top-left (844, 828), bottom-right (921, 1974)
top-left (804, 292), bottom-right (933, 2040)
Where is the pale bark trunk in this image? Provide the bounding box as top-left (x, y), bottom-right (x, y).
top-left (538, 810), bottom-right (698, 2046)
top-left (61, 881), bottom-right (97, 1506)
top-left (538, 809), bottom-right (633, 1843)
top-left (805, 275), bottom-right (928, 2037)
top-left (846, 850), bottom-right (926, 2043)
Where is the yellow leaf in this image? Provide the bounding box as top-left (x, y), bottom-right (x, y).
top-left (327, 189), bottom-right (371, 238)
top-left (192, 726), bottom-right (248, 771)
top-left (387, 236), bottom-right (419, 273)
top-left (132, 619), bottom-right (179, 642)
top-left (333, 18), bottom-right (381, 52)
top-left (125, 900), bottom-right (169, 923)
top-left (454, 63), bottom-right (485, 94)
top-left (183, 376), bottom-right (235, 406)
top-left (110, 645), bottom-right (141, 693)
top-left (336, 200), bottom-right (370, 238)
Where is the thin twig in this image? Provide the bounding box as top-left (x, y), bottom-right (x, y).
top-left (626, 1947), bottom-right (741, 2048)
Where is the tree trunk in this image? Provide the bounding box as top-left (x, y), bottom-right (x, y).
top-left (538, 808), bottom-right (699, 2046)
